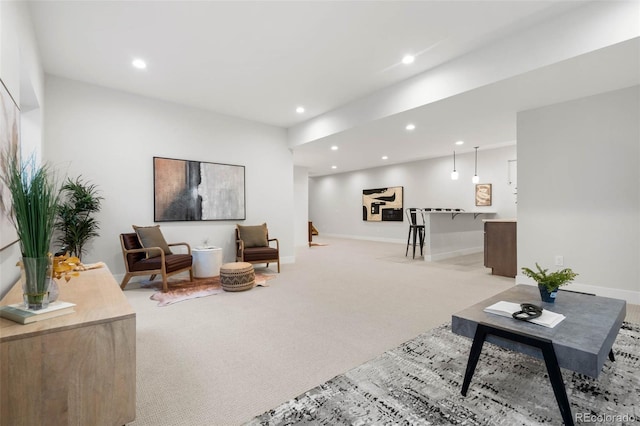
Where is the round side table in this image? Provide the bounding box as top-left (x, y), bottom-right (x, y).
top-left (192, 247), bottom-right (223, 278)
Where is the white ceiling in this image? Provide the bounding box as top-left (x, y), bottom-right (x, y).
top-left (294, 38), bottom-right (640, 174)
top-left (27, 1), bottom-right (638, 176)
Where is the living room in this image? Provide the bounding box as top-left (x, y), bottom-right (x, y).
top-left (0, 1), bottom-right (638, 425)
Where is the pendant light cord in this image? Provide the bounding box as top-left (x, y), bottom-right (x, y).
top-left (474, 147), bottom-right (478, 175)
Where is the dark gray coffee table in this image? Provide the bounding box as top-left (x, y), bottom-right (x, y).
top-left (452, 285), bottom-right (626, 426)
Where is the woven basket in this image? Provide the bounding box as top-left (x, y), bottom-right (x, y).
top-left (220, 262), bottom-right (255, 292)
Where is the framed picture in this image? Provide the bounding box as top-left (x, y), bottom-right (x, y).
top-left (153, 156), bottom-right (245, 221)
top-left (475, 184), bottom-right (492, 206)
top-left (362, 186), bottom-right (403, 221)
top-left (0, 79), bottom-right (20, 251)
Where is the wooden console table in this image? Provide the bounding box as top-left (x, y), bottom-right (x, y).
top-left (0, 266), bottom-right (136, 426)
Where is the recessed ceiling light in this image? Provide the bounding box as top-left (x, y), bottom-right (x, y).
top-left (405, 123), bottom-right (415, 131)
top-left (331, 146), bottom-right (338, 151)
top-left (132, 58), bottom-right (147, 69)
top-left (455, 140), bottom-right (465, 145)
top-left (402, 55), bottom-right (415, 65)
top-left (331, 165), bottom-right (337, 169)
top-left (296, 106), bottom-right (305, 114)
top-left (382, 156), bottom-right (388, 160)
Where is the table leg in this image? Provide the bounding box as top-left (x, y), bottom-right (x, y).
top-left (540, 342), bottom-right (573, 426)
top-left (460, 323), bottom-right (574, 426)
top-left (461, 325), bottom-right (487, 396)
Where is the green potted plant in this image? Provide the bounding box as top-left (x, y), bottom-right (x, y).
top-left (55, 176), bottom-right (103, 260)
top-left (1, 148), bottom-right (61, 310)
top-left (521, 262), bottom-right (578, 303)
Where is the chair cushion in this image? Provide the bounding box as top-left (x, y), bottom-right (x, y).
top-left (130, 254), bottom-right (192, 272)
top-left (133, 225), bottom-right (173, 258)
top-left (238, 224), bottom-right (268, 248)
top-left (242, 246), bottom-right (278, 262)
top-left (122, 233), bottom-right (146, 267)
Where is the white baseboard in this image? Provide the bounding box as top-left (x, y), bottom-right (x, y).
top-left (425, 247), bottom-right (484, 262)
top-left (516, 276), bottom-right (640, 304)
top-left (322, 233), bottom-right (405, 245)
top-left (319, 234), bottom-right (484, 261)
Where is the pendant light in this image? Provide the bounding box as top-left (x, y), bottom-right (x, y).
top-left (472, 146), bottom-right (480, 184)
top-left (451, 151), bottom-right (459, 180)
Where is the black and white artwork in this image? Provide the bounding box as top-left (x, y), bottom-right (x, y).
top-left (154, 157), bottom-right (245, 221)
top-left (362, 186), bottom-right (403, 222)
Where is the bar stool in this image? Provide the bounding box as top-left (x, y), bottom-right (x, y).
top-left (405, 208), bottom-right (425, 258)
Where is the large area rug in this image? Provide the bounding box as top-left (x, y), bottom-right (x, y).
top-left (142, 273), bottom-right (275, 306)
top-left (247, 322), bottom-right (639, 425)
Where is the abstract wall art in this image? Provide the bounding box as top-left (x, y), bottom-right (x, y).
top-left (154, 157), bottom-right (245, 221)
top-left (0, 79), bottom-right (20, 250)
top-left (362, 186), bottom-right (403, 222)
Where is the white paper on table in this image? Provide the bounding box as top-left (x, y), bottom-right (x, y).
top-left (484, 301), bottom-right (565, 328)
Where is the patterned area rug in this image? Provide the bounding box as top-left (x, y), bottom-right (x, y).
top-left (247, 322), bottom-right (639, 425)
top-left (142, 274), bottom-right (275, 306)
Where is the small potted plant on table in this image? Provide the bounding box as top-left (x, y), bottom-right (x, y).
top-left (1, 149), bottom-right (60, 309)
top-left (521, 262), bottom-right (578, 303)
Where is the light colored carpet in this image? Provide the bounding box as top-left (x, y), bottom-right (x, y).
top-left (626, 302), bottom-right (640, 323)
top-left (123, 237), bottom-right (636, 425)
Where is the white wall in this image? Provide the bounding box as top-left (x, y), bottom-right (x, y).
top-left (517, 86), bottom-right (640, 303)
top-left (0, 1), bottom-right (45, 298)
top-left (309, 145), bottom-right (517, 243)
top-left (294, 166), bottom-right (309, 247)
top-left (43, 76), bottom-right (294, 280)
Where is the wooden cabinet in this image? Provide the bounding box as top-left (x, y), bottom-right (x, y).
top-left (484, 220), bottom-right (517, 278)
top-left (0, 267), bottom-right (136, 426)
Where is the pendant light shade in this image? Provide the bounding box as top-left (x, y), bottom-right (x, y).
top-left (451, 151), bottom-right (459, 180)
top-left (472, 146), bottom-right (480, 183)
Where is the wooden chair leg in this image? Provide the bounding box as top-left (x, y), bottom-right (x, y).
top-left (120, 273), bottom-right (132, 290)
top-left (161, 271), bottom-right (168, 293)
top-left (189, 268), bottom-right (194, 282)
